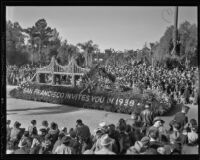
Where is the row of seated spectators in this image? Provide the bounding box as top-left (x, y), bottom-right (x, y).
top-left (7, 103), bottom-right (198, 154)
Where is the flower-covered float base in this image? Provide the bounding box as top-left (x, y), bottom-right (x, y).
top-left (9, 81), bottom-right (173, 116)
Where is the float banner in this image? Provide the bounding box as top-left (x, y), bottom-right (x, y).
top-left (10, 82), bottom-right (172, 115)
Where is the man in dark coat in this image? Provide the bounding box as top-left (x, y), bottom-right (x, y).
top-left (75, 119), bottom-right (91, 143)
top-left (170, 105), bottom-right (190, 132)
top-left (140, 102), bottom-right (154, 135)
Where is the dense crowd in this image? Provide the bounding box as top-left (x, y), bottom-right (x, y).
top-left (6, 104), bottom-right (198, 154)
top-left (95, 62), bottom-right (198, 105)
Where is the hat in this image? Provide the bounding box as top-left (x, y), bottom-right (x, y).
top-left (76, 119), bottom-right (82, 124)
top-left (140, 136), bottom-right (150, 146)
top-left (100, 134), bottom-right (113, 146)
top-left (14, 121), bottom-right (21, 127)
top-left (153, 117), bottom-right (165, 124)
top-left (99, 121), bottom-right (106, 128)
top-left (144, 103), bottom-right (150, 109)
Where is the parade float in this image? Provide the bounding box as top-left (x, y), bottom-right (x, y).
top-left (10, 56), bottom-right (173, 116)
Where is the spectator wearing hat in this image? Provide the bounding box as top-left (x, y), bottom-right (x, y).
top-left (146, 117), bottom-right (165, 136)
top-left (54, 136), bottom-right (74, 154)
top-left (7, 120), bottom-right (12, 141)
top-left (75, 119), bottom-right (91, 145)
top-left (28, 120), bottom-right (38, 138)
top-left (94, 134), bottom-right (116, 154)
top-left (10, 121), bottom-right (23, 148)
top-left (92, 127), bottom-right (106, 153)
top-left (140, 103), bottom-right (154, 134)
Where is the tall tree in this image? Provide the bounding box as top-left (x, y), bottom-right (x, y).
top-left (6, 21), bottom-right (28, 65)
top-left (77, 40), bottom-right (99, 67)
top-left (24, 19), bottom-right (53, 64)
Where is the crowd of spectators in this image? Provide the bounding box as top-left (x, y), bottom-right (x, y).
top-left (6, 103), bottom-right (198, 154)
top-left (95, 61), bottom-right (198, 105)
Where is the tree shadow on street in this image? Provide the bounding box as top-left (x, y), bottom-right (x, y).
top-left (7, 105), bottom-right (82, 115)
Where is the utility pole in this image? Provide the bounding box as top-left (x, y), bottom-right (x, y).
top-left (173, 6), bottom-right (178, 56)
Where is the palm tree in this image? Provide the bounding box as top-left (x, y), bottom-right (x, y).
top-left (77, 40), bottom-right (99, 67)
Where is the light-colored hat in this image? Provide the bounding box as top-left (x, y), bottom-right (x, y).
top-left (100, 134), bottom-right (112, 146)
top-left (99, 121), bottom-right (106, 128)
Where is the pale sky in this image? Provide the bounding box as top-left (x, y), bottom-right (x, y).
top-left (6, 6), bottom-right (197, 52)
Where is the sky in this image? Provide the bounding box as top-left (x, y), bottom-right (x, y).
top-left (6, 6), bottom-right (197, 52)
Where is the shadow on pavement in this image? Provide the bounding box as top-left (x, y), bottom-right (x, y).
top-left (164, 104), bottom-right (182, 116)
top-left (7, 105), bottom-right (82, 115)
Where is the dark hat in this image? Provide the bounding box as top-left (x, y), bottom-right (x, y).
top-left (76, 119), bottom-right (82, 124)
top-left (14, 121), bottom-right (21, 127)
top-left (31, 120), bottom-right (36, 124)
top-left (153, 117), bottom-right (165, 124)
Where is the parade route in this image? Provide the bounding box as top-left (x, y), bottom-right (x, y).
top-left (6, 85), bottom-right (198, 133)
